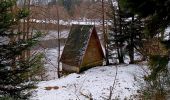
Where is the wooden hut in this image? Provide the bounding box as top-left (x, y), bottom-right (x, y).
top-left (60, 24), bottom-right (104, 73)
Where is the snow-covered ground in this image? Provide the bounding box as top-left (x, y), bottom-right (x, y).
top-left (31, 27), bottom-right (150, 100)
top-left (31, 64), bottom-right (147, 100)
top-left (29, 19), bottom-right (104, 26)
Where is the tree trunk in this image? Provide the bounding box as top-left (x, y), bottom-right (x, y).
top-left (57, 6), bottom-right (61, 78)
top-left (117, 1), bottom-right (124, 64)
top-left (129, 16), bottom-right (134, 64)
top-left (102, 0), bottom-right (110, 65)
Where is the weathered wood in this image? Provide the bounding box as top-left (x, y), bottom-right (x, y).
top-left (81, 29), bottom-right (103, 70)
top-left (61, 25), bottom-right (104, 73)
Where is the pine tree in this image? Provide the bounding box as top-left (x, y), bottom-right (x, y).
top-left (119, 0), bottom-right (170, 98)
top-left (119, 0), bottom-right (170, 37)
top-left (58, 0), bottom-right (81, 16)
top-left (122, 14), bottom-right (144, 64)
top-left (119, 0), bottom-right (170, 79)
top-left (108, 1), bottom-right (125, 64)
top-left (0, 0), bottom-right (42, 99)
top-left (108, 0), bottom-right (144, 64)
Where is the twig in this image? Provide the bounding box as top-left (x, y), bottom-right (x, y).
top-left (108, 63), bottom-right (118, 100)
top-left (80, 90), bottom-right (93, 100)
top-left (73, 84), bottom-right (81, 100)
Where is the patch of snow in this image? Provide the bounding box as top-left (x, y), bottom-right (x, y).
top-left (28, 19), bottom-right (113, 26)
top-left (164, 27), bottom-right (170, 40)
top-left (31, 64), bottom-right (147, 100)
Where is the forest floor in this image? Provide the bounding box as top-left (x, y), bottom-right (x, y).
top-left (31, 63), bottom-right (148, 100)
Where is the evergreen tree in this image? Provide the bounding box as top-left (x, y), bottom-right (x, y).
top-left (57, 0), bottom-right (81, 16)
top-left (0, 0), bottom-right (42, 99)
top-left (108, 0), bottom-right (144, 64)
top-left (119, 0), bottom-right (170, 78)
top-left (119, 0), bottom-right (170, 37)
top-left (119, 0), bottom-right (170, 97)
top-left (122, 14), bottom-right (144, 63)
top-left (108, 1), bottom-right (125, 64)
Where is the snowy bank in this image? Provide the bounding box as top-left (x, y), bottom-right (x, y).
top-left (31, 64), bottom-right (147, 100)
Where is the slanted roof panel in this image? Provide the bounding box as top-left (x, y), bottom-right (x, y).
top-left (60, 24), bottom-right (94, 66)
